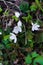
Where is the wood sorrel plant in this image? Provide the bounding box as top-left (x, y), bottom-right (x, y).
top-left (0, 0), bottom-right (43, 65)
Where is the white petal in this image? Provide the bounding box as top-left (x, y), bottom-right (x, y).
top-left (12, 26), bottom-right (19, 34)
top-left (10, 33), bottom-right (17, 43)
top-left (10, 35), bottom-right (14, 40)
top-left (0, 32), bottom-right (2, 35)
top-left (10, 33), bottom-right (14, 36)
top-left (15, 11), bottom-right (20, 17)
top-left (32, 23), bottom-right (40, 31)
top-left (17, 20), bottom-right (22, 27)
top-left (34, 23), bottom-right (40, 27)
top-left (14, 37), bottom-right (17, 43)
top-left (18, 26), bottom-right (22, 32)
top-left (35, 28), bottom-right (39, 30)
top-left (10, 33), bottom-right (15, 40)
top-left (36, 25), bottom-right (40, 27)
top-left (32, 26), bottom-right (35, 31)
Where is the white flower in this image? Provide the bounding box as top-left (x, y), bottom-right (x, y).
top-left (15, 11), bottom-right (20, 17)
top-left (12, 26), bottom-right (22, 34)
top-left (32, 23), bottom-right (40, 31)
top-left (12, 26), bottom-right (19, 34)
top-left (12, 20), bottom-right (22, 34)
top-left (17, 20), bottom-right (22, 27)
top-left (0, 63), bottom-right (2, 65)
top-left (0, 32), bottom-right (2, 35)
top-left (10, 33), bottom-right (17, 43)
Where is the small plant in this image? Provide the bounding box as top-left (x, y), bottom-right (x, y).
top-left (25, 52), bottom-right (43, 65)
top-left (22, 13), bottom-right (32, 22)
top-left (0, 1), bottom-right (43, 65)
top-left (19, 1), bottom-right (29, 13)
top-left (30, 3), bottom-right (37, 12)
top-left (3, 10), bottom-right (9, 16)
top-left (12, 15), bottom-right (19, 21)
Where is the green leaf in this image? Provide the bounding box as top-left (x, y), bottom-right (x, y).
top-left (31, 51), bottom-right (39, 58)
top-left (3, 35), bottom-right (9, 45)
top-left (30, 3), bottom-right (37, 11)
top-left (25, 54), bottom-right (32, 64)
top-left (3, 39), bottom-right (9, 45)
top-left (0, 7), bottom-right (2, 13)
top-left (3, 35), bottom-right (10, 41)
top-left (34, 56), bottom-right (43, 65)
top-left (3, 10), bottom-right (9, 16)
top-left (27, 14), bottom-right (32, 21)
top-left (19, 2), bottom-right (29, 13)
top-left (22, 14), bottom-right (32, 22)
top-left (5, 44), bottom-right (11, 49)
top-left (12, 15), bottom-right (18, 21)
top-left (22, 17), bottom-right (27, 21)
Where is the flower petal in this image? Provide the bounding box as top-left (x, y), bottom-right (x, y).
top-left (10, 33), bottom-right (15, 40)
top-left (12, 26), bottom-right (19, 34)
top-left (10, 33), bottom-right (17, 43)
top-left (32, 23), bottom-right (40, 31)
top-left (15, 11), bottom-right (20, 17)
top-left (14, 37), bottom-right (17, 43)
top-left (17, 20), bottom-right (22, 27)
top-left (18, 26), bottom-right (22, 32)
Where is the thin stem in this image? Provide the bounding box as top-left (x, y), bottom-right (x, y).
top-left (23, 24), bottom-right (27, 45)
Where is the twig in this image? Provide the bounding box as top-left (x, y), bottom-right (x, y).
top-left (6, 1), bottom-right (21, 12)
top-left (1, 0), bottom-right (8, 8)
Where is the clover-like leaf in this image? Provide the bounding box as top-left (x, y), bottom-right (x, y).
top-left (25, 54), bottom-right (32, 64)
top-left (31, 51), bottom-right (39, 58)
top-left (3, 35), bottom-right (10, 41)
top-left (33, 56), bottom-right (43, 65)
top-left (30, 3), bottom-right (37, 12)
top-left (12, 15), bottom-right (19, 21)
top-left (22, 14), bottom-right (32, 22)
top-left (19, 2), bottom-right (29, 13)
top-left (3, 10), bottom-right (9, 16)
